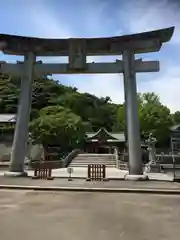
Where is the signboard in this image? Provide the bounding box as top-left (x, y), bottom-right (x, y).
top-left (67, 167), bottom-right (73, 174)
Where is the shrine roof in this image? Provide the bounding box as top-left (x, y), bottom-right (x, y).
top-left (0, 27), bottom-right (174, 56)
top-left (86, 128), bottom-right (125, 142)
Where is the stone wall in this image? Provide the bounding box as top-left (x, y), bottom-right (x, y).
top-left (0, 141), bottom-right (43, 162)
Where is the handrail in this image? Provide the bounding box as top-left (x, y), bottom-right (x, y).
top-left (63, 149), bottom-right (83, 168)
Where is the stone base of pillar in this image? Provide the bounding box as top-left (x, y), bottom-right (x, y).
top-left (124, 174), bottom-right (149, 181)
top-left (4, 171), bottom-right (28, 177)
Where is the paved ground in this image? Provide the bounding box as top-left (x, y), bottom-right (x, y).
top-left (0, 190), bottom-right (180, 240)
top-left (0, 167), bottom-right (175, 181)
top-left (0, 176), bottom-right (180, 190)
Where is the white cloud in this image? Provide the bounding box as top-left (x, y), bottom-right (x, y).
top-left (119, 0), bottom-right (180, 45)
top-left (77, 0), bottom-right (180, 113)
top-left (71, 73), bottom-right (125, 103)
top-left (139, 64), bottom-right (180, 113)
top-left (25, 1), bottom-right (72, 38)
top-left (72, 0), bottom-right (180, 113)
top-left (1, 0), bottom-right (179, 113)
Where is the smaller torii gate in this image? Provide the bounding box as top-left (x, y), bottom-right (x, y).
top-left (0, 27), bottom-right (174, 180)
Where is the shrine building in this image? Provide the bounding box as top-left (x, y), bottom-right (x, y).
top-left (84, 128), bottom-right (125, 154)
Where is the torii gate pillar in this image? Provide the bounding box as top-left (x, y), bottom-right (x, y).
top-left (5, 52), bottom-right (35, 177)
top-left (123, 51), bottom-right (147, 180)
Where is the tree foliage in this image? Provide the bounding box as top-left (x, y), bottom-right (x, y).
top-left (172, 111), bottom-right (180, 125)
top-left (115, 92), bottom-right (173, 145)
top-left (138, 93), bottom-right (172, 144)
top-left (29, 106), bottom-right (87, 153)
top-left (0, 74), bottom-right (177, 147)
top-left (0, 74), bottom-right (117, 148)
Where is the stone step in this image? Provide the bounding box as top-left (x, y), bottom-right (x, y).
top-left (77, 155), bottom-right (114, 157)
top-left (73, 159), bottom-right (115, 161)
top-left (73, 159), bottom-right (115, 160)
top-left (69, 153), bottom-right (116, 167)
top-left (76, 157), bottom-right (115, 158)
top-left (78, 154), bottom-right (114, 156)
top-left (75, 157), bottom-right (115, 160)
top-left (72, 161), bottom-right (115, 164)
top-left (69, 164), bottom-right (116, 167)
top-left (69, 162), bottom-right (116, 165)
top-left (74, 160), bottom-right (115, 162)
top-left (72, 160), bottom-right (115, 162)
top-left (71, 164), bottom-right (115, 166)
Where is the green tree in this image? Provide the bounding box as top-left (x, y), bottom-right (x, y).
top-left (114, 92), bottom-right (172, 145)
top-left (54, 91), bottom-right (117, 131)
top-left (172, 111), bottom-right (180, 125)
top-left (0, 73), bottom-right (175, 147)
top-left (29, 106), bottom-right (88, 153)
top-left (112, 104), bottom-right (125, 131)
top-left (0, 74), bottom-right (118, 132)
top-left (0, 75), bottom-right (20, 113)
top-left (139, 92), bottom-right (172, 145)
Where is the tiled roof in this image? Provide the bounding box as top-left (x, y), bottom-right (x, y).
top-left (86, 128), bottom-right (125, 142)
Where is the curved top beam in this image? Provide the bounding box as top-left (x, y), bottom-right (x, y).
top-left (0, 27), bottom-right (174, 56)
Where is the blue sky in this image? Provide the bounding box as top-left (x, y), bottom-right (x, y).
top-left (0, 0), bottom-right (180, 112)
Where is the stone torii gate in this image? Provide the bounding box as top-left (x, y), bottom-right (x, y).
top-left (0, 27), bottom-right (174, 180)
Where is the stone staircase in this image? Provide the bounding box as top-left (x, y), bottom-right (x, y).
top-left (69, 153), bottom-right (116, 168)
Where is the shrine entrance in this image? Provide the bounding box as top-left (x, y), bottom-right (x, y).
top-left (98, 146), bottom-right (110, 154)
top-left (0, 27), bottom-right (174, 180)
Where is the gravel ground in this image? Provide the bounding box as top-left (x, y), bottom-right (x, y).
top-left (0, 190), bottom-right (180, 240)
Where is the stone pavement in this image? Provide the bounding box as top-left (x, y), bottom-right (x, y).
top-left (0, 176), bottom-right (179, 192)
top-left (0, 167), bottom-right (174, 181)
top-left (0, 190), bottom-right (180, 240)
top-left (27, 167), bottom-right (174, 181)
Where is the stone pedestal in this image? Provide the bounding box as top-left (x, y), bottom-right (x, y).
top-left (125, 174), bottom-right (149, 181)
top-left (4, 171), bottom-right (28, 177)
